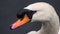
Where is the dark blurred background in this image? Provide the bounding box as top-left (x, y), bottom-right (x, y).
top-left (0, 0), bottom-right (60, 34)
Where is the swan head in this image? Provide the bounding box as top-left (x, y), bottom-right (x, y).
top-left (10, 2), bottom-right (53, 30)
top-left (24, 2), bottom-right (52, 11)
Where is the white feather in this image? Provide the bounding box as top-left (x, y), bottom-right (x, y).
top-left (24, 2), bottom-right (60, 34)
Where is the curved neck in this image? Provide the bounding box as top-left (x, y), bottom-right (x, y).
top-left (37, 20), bottom-right (59, 34)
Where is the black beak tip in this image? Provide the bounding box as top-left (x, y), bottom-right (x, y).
top-left (10, 25), bottom-right (14, 30)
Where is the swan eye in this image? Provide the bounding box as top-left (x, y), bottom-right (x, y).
top-left (17, 9), bottom-right (36, 20)
top-left (17, 12), bottom-right (25, 20)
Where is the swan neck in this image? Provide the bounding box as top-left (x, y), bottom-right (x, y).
top-left (37, 21), bottom-right (59, 34)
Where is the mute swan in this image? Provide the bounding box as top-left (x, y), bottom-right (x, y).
top-left (10, 2), bottom-right (60, 34)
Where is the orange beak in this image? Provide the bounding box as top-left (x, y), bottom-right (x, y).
top-left (11, 14), bottom-right (30, 29)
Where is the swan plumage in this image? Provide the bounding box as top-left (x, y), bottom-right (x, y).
top-left (24, 2), bottom-right (60, 34)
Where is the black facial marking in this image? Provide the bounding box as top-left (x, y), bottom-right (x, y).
top-left (17, 9), bottom-right (36, 20)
